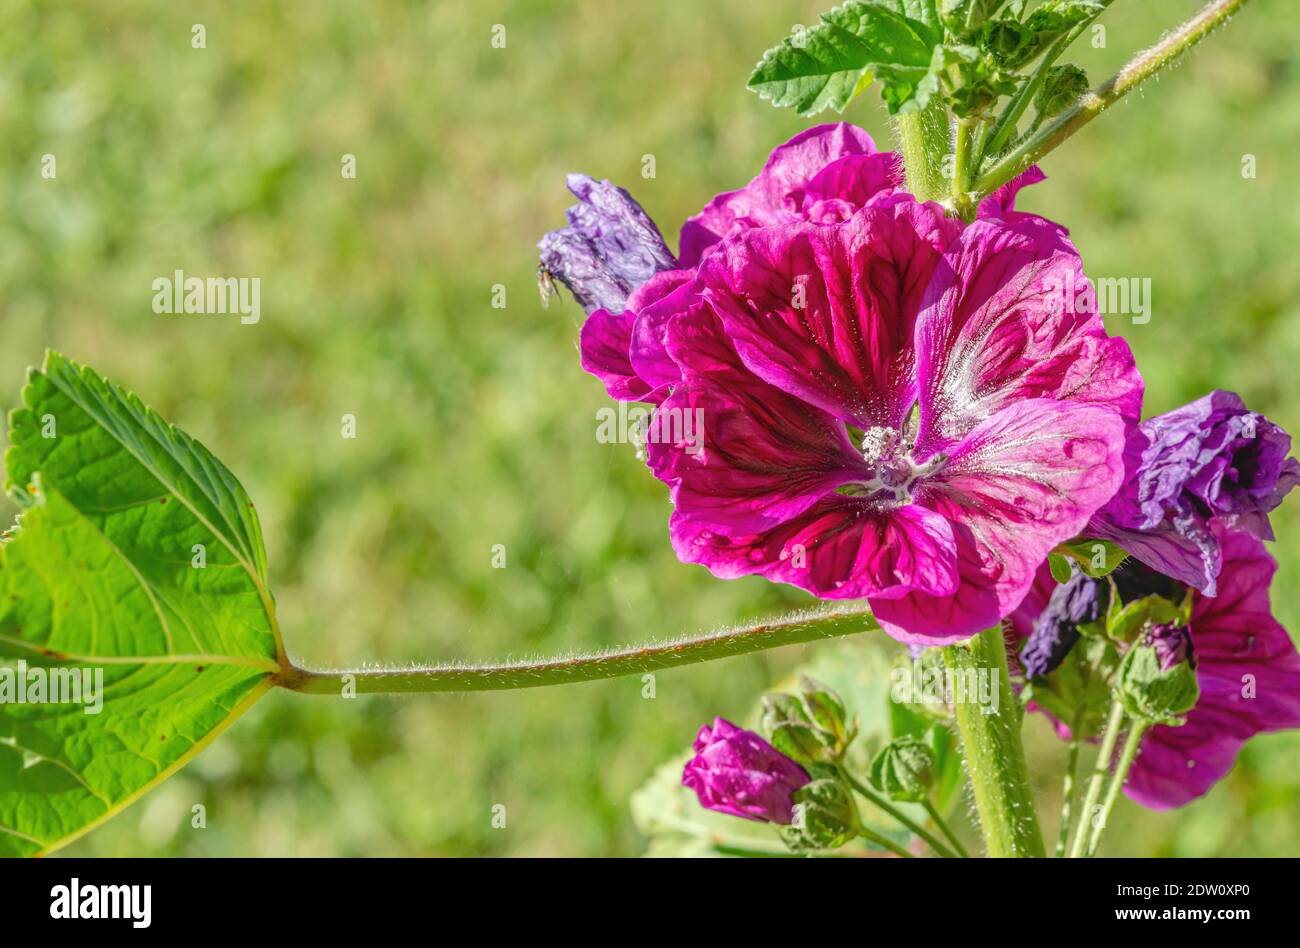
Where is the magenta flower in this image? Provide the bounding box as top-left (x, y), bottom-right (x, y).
top-left (1124, 526), bottom-right (1300, 809)
top-left (681, 717), bottom-right (810, 823)
top-left (678, 123), bottom-right (1048, 267)
top-left (1091, 390), bottom-right (1300, 595)
top-left (649, 204), bottom-right (1138, 644)
top-left (557, 125), bottom-right (1142, 644)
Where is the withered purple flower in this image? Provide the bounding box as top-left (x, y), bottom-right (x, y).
top-left (1020, 564), bottom-right (1101, 677)
top-left (1092, 390), bottom-right (1300, 594)
top-left (537, 174), bottom-right (677, 314)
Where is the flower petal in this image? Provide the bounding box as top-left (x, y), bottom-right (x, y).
top-left (679, 123), bottom-right (879, 267)
top-left (668, 499), bottom-right (961, 604)
top-left (647, 309), bottom-right (868, 536)
top-left (695, 200), bottom-right (959, 428)
top-left (579, 269), bottom-right (693, 403)
top-left (976, 165), bottom-right (1047, 222)
top-left (914, 216), bottom-right (1142, 454)
top-left (878, 399), bottom-right (1128, 641)
top-left (1125, 528), bottom-right (1300, 809)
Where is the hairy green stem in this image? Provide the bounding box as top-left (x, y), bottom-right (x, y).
top-left (1054, 703), bottom-right (1088, 858)
top-left (1086, 720), bottom-right (1148, 857)
top-left (923, 798), bottom-right (971, 859)
top-left (276, 604), bottom-right (877, 694)
top-left (859, 827), bottom-right (915, 859)
top-left (973, 0), bottom-right (1253, 202)
top-left (942, 629), bottom-right (1045, 857)
top-left (951, 118), bottom-right (978, 218)
top-left (841, 769), bottom-right (960, 858)
top-left (893, 99), bottom-right (951, 203)
top-left (1069, 698), bottom-right (1126, 858)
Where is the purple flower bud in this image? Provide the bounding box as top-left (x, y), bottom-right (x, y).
top-left (1021, 565), bottom-right (1101, 677)
top-left (681, 717), bottom-right (810, 824)
top-left (1147, 623), bottom-right (1196, 671)
top-left (537, 174), bottom-right (677, 314)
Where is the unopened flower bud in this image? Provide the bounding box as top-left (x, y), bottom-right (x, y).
top-left (869, 736), bottom-right (935, 803)
top-left (1034, 64), bottom-right (1090, 118)
top-left (681, 718), bottom-right (810, 824)
top-left (782, 778), bottom-right (860, 851)
top-left (1118, 624), bottom-right (1200, 724)
top-left (761, 692), bottom-right (837, 764)
top-left (797, 675), bottom-right (852, 744)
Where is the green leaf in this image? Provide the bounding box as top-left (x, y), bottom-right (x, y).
top-left (0, 352), bottom-right (280, 856)
top-left (747, 0), bottom-right (941, 116)
top-left (1056, 538), bottom-right (1128, 577)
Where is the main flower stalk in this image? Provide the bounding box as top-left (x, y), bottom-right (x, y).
top-left (892, 106), bottom-right (1047, 857)
top-left (943, 630), bottom-right (1045, 857)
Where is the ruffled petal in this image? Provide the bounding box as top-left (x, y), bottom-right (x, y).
top-left (694, 200), bottom-right (959, 429)
top-left (625, 269), bottom-right (697, 392)
top-left (679, 123), bottom-right (879, 266)
top-left (578, 269), bottom-right (692, 403)
top-left (976, 166), bottom-right (1047, 223)
top-left (914, 216), bottom-right (1143, 454)
top-left (799, 152), bottom-right (905, 223)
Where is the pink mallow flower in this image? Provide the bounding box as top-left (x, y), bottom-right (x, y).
top-left (681, 718), bottom-right (810, 823)
top-left (1124, 526), bottom-right (1300, 809)
top-left (565, 125), bottom-right (1141, 644)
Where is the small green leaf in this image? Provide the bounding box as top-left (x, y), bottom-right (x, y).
top-left (0, 352), bottom-right (281, 856)
top-left (747, 0), bottom-right (940, 116)
top-left (1048, 552), bottom-right (1073, 584)
top-left (1056, 538), bottom-right (1128, 577)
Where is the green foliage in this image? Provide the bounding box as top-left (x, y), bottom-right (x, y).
top-left (0, 353), bottom-right (278, 856)
top-left (747, 1), bottom-right (942, 115)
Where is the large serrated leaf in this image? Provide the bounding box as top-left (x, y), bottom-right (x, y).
top-left (0, 352), bottom-right (280, 856)
top-left (747, 0), bottom-right (941, 116)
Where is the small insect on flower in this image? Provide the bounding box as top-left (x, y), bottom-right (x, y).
top-left (536, 263), bottom-right (561, 308)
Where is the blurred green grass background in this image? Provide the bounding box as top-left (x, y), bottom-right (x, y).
top-left (1, 0), bottom-right (1296, 856)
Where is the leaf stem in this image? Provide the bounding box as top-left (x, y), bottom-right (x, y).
top-left (972, 0), bottom-right (1254, 203)
top-left (1085, 719), bottom-right (1148, 857)
top-left (1054, 703), bottom-right (1088, 858)
top-left (1068, 697), bottom-right (1125, 858)
top-left (840, 768), bottom-right (960, 858)
top-left (942, 628), bottom-right (1046, 857)
top-left (951, 118), bottom-right (978, 219)
top-left (275, 604), bottom-right (877, 694)
top-left (923, 798), bottom-right (971, 858)
top-left (858, 827), bottom-right (916, 859)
